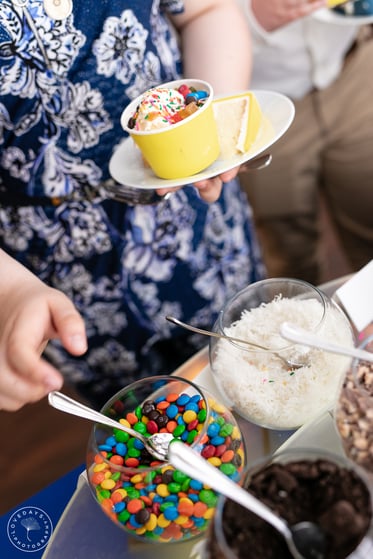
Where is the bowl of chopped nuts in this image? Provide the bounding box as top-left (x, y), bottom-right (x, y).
top-left (335, 334), bottom-right (373, 476)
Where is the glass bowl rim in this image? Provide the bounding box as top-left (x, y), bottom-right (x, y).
top-left (213, 277), bottom-right (328, 354)
top-left (88, 374), bottom-right (216, 473)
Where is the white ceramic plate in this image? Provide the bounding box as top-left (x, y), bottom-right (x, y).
top-left (313, 7), bottom-right (373, 25)
top-left (109, 90), bottom-right (295, 190)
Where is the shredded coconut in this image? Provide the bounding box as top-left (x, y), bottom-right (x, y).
top-left (210, 297), bottom-right (353, 429)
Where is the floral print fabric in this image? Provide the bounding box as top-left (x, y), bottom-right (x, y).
top-left (0, 0), bottom-right (264, 407)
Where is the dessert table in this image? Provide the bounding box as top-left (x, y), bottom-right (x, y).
top-left (41, 276), bottom-right (351, 559)
top-left (0, 275), bottom-right (353, 559)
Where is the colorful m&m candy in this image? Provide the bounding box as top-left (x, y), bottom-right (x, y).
top-left (87, 376), bottom-right (245, 543)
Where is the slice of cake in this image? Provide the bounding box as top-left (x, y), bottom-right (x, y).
top-left (212, 92), bottom-right (262, 160)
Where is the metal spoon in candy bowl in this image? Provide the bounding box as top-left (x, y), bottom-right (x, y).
top-left (48, 391), bottom-right (173, 461)
top-left (52, 376), bottom-right (246, 543)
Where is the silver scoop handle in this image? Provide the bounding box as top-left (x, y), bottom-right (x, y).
top-left (48, 391), bottom-right (141, 440)
top-left (168, 441), bottom-right (289, 538)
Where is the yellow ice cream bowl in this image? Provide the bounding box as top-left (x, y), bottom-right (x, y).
top-left (120, 79), bottom-right (220, 180)
top-left (326, 0), bottom-right (347, 6)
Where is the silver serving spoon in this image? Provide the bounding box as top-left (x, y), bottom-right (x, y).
top-left (166, 315), bottom-right (304, 370)
top-left (280, 322), bottom-right (373, 363)
top-left (48, 391), bottom-right (173, 461)
top-left (169, 441), bottom-right (326, 559)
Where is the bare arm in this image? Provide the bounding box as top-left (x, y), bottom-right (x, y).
top-left (158, 0), bottom-right (252, 202)
top-left (0, 250), bottom-right (87, 410)
top-left (171, 0), bottom-right (252, 94)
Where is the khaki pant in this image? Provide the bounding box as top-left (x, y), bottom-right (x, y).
top-left (242, 34), bottom-right (373, 284)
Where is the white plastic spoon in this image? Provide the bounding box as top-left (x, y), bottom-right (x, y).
top-left (280, 322), bottom-right (373, 363)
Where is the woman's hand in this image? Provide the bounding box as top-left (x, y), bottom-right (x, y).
top-left (156, 166), bottom-right (239, 203)
top-left (192, 167), bottom-right (239, 202)
top-left (0, 251), bottom-right (87, 411)
top-left (251, 0), bottom-right (326, 31)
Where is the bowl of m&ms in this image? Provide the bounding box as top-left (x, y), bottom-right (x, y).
top-left (120, 79), bottom-right (220, 179)
top-left (86, 375), bottom-right (245, 543)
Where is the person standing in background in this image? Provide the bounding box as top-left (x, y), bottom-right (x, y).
top-left (238, 0), bottom-right (373, 284)
top-left (0, 0), bottom-right (264, 409)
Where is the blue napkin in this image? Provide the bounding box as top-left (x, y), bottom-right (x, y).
top-left (0, 465), bottom-right (84, 559)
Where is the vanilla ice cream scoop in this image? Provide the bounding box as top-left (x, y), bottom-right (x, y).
top-left (130, 87), bottom-right (185, 131)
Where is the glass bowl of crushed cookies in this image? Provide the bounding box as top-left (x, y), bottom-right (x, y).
top-left (209, 278), bottom-right (354, 430)
top-left (205, 447), bottom-right (373, 559)
top-left (86, 375), bottom-right (245, 543)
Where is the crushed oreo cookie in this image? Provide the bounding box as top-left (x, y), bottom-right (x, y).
top-left (207, 458), bottom-right (372, 559)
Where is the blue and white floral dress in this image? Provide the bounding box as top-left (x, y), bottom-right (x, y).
top-left (0, 0), bottom-right (264, 406)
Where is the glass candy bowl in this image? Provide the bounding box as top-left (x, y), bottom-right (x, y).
top-left (209, 278), bottom-right (354, 430)
top-left (86, 376), bottom-right (245, 543)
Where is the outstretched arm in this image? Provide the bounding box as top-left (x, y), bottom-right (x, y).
top-left (0, 250), bottom-right (87, 411)
top-left (172, 0), bottom-right (252, 95)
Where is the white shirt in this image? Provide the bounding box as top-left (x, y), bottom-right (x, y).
top-left (238, 0), bottom-right (359, 99)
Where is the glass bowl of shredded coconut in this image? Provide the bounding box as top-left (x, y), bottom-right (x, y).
top-left (209, 278), bottom-right (354, 430)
